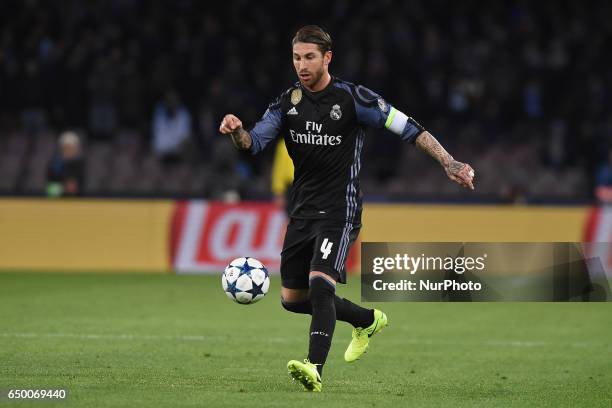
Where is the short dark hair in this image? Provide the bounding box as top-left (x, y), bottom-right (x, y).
top-left (292, 25), bottom-right (332, 54)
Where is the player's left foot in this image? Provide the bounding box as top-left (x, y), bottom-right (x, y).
top-left (344, 309), bottom-right (388, 362)
top-left (287, 359), bottom-right (322, 392)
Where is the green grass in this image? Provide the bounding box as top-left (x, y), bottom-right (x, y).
top-left (0, 272), bottom-right (610, 407)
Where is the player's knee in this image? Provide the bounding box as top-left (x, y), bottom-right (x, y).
top-left (309, 276), bottom-right (336, 309)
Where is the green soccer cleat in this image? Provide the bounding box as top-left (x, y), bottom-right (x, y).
top-left (344, 309), bottom-right (388, 362)
top-left (287, 359), bottom-right (322, 392)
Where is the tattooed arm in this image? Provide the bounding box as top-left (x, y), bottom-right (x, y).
top-left (219, 114), bottom-right (252, 150)
top-left (415, 131), bottom-right (475, 190)
top-left (229, 128), bottom-right (252, 150)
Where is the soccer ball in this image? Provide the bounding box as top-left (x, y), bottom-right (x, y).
top-left (222, 257), bottom-right (270, 304)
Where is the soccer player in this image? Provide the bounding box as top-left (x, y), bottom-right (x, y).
top-left (219, 25), bottom-right (475, 392)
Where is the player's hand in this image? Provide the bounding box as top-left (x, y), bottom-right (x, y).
top-left (219, 114), bottom-right (243, 134)
top-left (445, 160), bottom-right (475, 190)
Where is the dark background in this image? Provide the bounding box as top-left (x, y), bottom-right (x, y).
top-left (0, 0), bottom-right (610, 202)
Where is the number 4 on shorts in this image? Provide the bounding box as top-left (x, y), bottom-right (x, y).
top-left (320, 238), bottom-right (333, 260)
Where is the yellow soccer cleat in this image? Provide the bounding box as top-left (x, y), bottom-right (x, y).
top-left (344, 309), bottom-right (388, 362)
top-left (287, 359), bottom-right (322, 392)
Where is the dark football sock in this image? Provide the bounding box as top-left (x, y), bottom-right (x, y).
top-left (335, 296), bottom-right (375, 328)
top-left (307, 277), bottom-right (336, 377)
top-left (281, 299), bottom-right (311, 314)
top-left (282, 296), bottom-right (374, 328)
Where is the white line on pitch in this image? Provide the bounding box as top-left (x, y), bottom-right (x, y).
top-left (0, 332), bottom-right (288, 343)
top-left (0, 332), bottom-right (607, 348)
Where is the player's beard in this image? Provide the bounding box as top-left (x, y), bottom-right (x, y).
top-left (299, 66), bottom-right (324, 90)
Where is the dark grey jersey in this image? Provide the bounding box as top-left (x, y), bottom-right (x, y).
top-left (249, 77), bottom-right (425, 223)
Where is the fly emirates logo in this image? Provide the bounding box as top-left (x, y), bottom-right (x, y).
top-left (289, 121), bottom-right (342, 146)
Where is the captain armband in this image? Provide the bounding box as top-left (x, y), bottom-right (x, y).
top-left (384, 107), bottom-right (425, 136)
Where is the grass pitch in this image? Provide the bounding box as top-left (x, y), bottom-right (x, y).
top-left (0, 272), bottom-right (610, 407)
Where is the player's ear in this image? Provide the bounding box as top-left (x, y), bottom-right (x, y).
top-left (324, 51), bottom-right (332, 66)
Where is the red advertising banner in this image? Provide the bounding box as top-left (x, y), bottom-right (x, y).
top-left (584, 205), bottom-right (612, 269)
top-left (171, 201), bottom-right (358, 274)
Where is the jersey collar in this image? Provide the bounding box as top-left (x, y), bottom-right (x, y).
top-left (300, 75), bottom-right (335, 100)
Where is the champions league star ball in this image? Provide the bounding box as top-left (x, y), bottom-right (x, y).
top-left (222, 257), bottom-right (270, 304)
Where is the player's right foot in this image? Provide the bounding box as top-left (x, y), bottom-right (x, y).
top-left (344, 309), bottom-right (388, 362)
top-left (287, 359), bottom-right (322, 392)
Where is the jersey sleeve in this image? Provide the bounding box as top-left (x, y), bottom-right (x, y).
top-left (352, 85), bottom-right (425, 144)
top-left (249, 97), bottom-right (283, 155)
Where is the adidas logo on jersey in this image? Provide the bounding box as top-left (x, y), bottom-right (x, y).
top-left (287, 107), bottom-right (298, 115)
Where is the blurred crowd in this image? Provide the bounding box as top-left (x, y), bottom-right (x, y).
top-left (0, 0), bottom-right (610, 202)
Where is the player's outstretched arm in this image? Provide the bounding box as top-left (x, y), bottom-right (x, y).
top-left (415, 131), bottom-right (475, 190)
top-left (219, 114), bottom-right (252, 150)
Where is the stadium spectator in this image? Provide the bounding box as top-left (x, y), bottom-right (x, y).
top-left (271, 140), bottom-right (294, 212)
top-left (46, 131), bottom-right (85, 197)
top-left (151, 89), bottom-right (192, 165)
